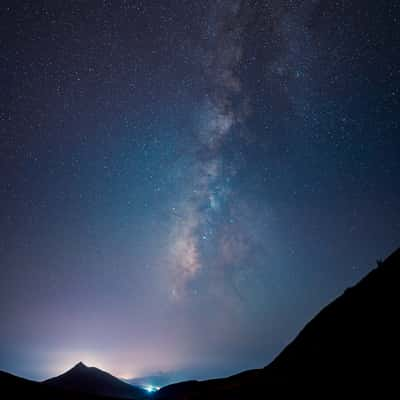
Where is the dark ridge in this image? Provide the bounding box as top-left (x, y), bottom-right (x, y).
top-left (0, 370), bottom-right (117, 400)
top-left (156, 247), bottom-right (400, 399)
top-left (44, 363), bottom-right (147, 399)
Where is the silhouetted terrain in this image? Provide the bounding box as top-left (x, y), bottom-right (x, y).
top-left (2, 248), bottom-right (398, 399)
top-left (43, 362), bottom-right (147, 399)
top-left (0, 370), bottom-right (116, 400)
top-left (156, 247), bottom-right (400, 399)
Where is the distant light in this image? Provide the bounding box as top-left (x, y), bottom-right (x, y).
top-left (144, 385), bottom-right (160, 393)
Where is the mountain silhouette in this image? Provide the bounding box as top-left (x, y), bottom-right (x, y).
top-left (1, 247), bottom-right (398, 398)
top-left (156, 247), bottom-right (400, 398)
top-left (43, 362), bottom-right (147, 399)
top-left (0, 369), bottom-right (117, 400)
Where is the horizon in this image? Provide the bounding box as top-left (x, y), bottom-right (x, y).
top-left (1, 0), bottom-right (399, 384)
top-left (3, 245), bottom-right (399, 387)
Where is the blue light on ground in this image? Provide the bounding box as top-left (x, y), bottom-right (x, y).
top-left (145, 385), bottom-right (160, 393)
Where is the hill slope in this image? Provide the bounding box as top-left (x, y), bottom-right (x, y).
top-left (44, 362), bottom-right (147, 399)
top-left (156, 247), bottom-right (400, 399)
top-left (0, 370), bottom-right (116, 400)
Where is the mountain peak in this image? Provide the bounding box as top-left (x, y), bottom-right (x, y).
top-left (44, 361), bottom-right (147, 399)
top-left (72, 361), bottom-right (88, 370)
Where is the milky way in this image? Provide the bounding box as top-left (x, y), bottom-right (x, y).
top-left (1, 0), bottom-right (399, 383)
top-left (169, 0), bottom-right (251, 300)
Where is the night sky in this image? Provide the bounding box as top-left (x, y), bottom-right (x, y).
top-left (1, 0), bottom-right (399, 383)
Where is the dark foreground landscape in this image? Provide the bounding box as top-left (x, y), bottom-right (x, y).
top-left (2, 247), bottom-right (399, 399)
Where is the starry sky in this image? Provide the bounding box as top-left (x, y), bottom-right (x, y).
top-left (1, 0), bottom-right (399, 383)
